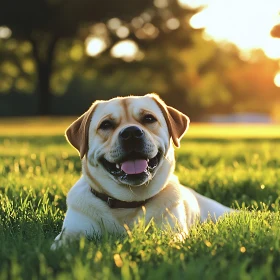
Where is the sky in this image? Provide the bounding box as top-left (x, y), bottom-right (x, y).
top-left (179, 0), bottom-right (280, 59)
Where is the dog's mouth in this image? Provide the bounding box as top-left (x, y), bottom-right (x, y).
top-left (100, 151), bottom-right (162, 184)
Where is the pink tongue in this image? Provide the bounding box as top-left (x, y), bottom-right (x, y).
top-left (121, 160), bottom-right (148, 174)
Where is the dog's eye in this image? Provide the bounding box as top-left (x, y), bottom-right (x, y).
top-left (142, 114), bottom-right (157, 124)
top-left (99, 120), bottom-right (114, 130)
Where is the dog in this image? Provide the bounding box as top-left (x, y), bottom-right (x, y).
top-left (52, 93), bottom-right (232, 248)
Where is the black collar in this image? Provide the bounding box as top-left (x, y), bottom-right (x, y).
top-left (90, 188), bottom-right (153, 209)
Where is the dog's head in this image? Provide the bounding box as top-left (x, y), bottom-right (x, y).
top-left (66, 94), bottom-right (189, 199)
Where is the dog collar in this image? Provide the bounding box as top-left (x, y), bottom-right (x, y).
top-left (90, 188), bottom-right (153, 209)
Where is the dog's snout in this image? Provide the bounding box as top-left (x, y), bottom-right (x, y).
top-left (119, 126), bottom-right (144, 141)
top-left (119, 126), bottom-right (145, 152)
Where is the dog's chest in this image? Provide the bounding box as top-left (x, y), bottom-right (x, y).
top-left (108, 184), bottom-right (186, 229)
top-left (67, 178), bottom-right (197, 234)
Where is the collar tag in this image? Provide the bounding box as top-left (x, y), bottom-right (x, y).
top-left (107, 197), bottom-right (114, 208)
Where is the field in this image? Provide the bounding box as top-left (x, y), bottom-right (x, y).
top-left (1, 119), bottom-right (280, 279)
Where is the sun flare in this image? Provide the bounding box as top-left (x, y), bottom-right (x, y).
top-left (85, 37), bottom-right (107, 57)
top-left (185, 0), bottom-right (280, 60)
top-left (274, 72), bottom-right (280, 87)
top-left (110, 40), bottom-right (140, 61)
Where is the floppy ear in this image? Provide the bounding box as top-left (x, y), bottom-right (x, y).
top-left (149, 93), bottom-right (190, 147)
top-left (65, 102), bottom-right (98, 158)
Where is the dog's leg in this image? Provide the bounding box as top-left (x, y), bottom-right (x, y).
top-left (191, 190), bottom-right (233, 222)
top-left (51, 208), bottom-right (101, 249)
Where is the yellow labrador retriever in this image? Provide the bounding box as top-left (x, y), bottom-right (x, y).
top-left (52, 94), bottom-right (232, 247)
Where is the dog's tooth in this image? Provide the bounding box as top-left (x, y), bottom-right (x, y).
top-left (116, 163), bottom-right (120, 169)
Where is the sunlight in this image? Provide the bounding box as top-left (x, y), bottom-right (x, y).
top-left (0, 26), bottom-right (12, 39)
top-left (107, 18), bottom-right (122, 30)
top-left (166, 18), bottom-right (180, 30)
top-left (110, 40), bottom-right (139, 61)
top-left (274, 72), bottom-right (280, 87)
top-left (177, 0), bottom-right (208, 9)
top-left (188, 0), bottom-right (280, 59)
top-left (116, 26), bottom-right (130, 38)
top-left (154, 0), bottom-right (169, 9)
top-left (263, 38), bottom-right (280, 59)
top-left (85, 37), bottom-right (107, 57)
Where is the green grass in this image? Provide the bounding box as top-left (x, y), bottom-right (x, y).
top-left (1, 121), bottom-right (280, 279)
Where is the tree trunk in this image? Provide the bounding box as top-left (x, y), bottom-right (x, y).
top-left (29, 35), bottom-right (58, 115)
top-left (37, 63), bottom-right (52, 115)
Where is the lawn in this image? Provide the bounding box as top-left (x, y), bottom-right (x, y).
top-left (1, 119), bottom-right (280, 279)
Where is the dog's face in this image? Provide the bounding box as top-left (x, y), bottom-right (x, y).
top-left (66, 94), bottom-right (189, 199)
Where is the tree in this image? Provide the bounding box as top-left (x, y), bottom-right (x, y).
top-left (0, 0), bottom-right (195, 115)
top-left (271, 24), bottom-right (280, 38)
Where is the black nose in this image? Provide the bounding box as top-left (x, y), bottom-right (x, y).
top-left (119, 126), bottom-right (144, 141)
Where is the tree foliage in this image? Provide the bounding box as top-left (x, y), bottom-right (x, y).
top-left (0, 1), bottom-right (279, 119)
top-left (0, 0), bottom-right (196, 115)
top-left (271, 24), bottom-right (280, 38)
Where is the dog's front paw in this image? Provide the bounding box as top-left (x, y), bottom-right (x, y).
top-left (50, 240), bottom-right (64, 250)
top-left (51, 228), bottom-right (67, 250)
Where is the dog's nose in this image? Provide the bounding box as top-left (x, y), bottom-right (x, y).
top-left (119, 126), bottom-right (144, 141)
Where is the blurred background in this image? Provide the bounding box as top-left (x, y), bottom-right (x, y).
top-left (1, 0), bottom-right (280, 122)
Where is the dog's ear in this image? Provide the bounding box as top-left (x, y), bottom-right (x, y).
top-left (65, 102), bottom-right (98, 158)
top-left (148, 93), bottom-right (190, 147)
